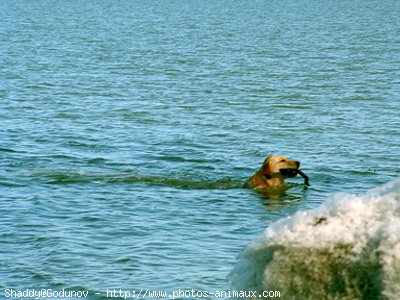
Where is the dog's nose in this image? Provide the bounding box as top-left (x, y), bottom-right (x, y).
top-left (295, 161), bottom-right (300, 168)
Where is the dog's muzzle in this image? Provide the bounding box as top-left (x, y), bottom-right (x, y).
top-left (279, 168), bottom-right (299, 178)
top-left (280, 168), bottom-right (310, 186)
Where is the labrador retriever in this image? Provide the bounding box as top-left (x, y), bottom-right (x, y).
top-left (243, 155), bottom-right (303, 190)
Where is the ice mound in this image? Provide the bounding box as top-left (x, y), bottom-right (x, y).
top-left (230, 178), bottom-right (400, 299)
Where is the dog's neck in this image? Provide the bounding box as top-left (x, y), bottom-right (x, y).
top-left (249, 169), bottom-right (285, 189)
top-left (263, 176), bottom-right (284, 188)
top-left (261, 169), bottom-right (282, 181)
top-left (262, 174), bottom-right (273, 180)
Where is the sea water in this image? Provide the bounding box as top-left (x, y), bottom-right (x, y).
top-left (1, 0), bottom-right (399, 299)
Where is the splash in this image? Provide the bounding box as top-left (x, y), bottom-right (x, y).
top-left (230, 178), bottom-right (400, 299)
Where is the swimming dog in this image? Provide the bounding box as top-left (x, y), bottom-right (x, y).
top-left (244, 155), bottom-right (309, 190)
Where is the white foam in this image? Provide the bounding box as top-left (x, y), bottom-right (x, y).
top-left (230, 178), bottom-right (400, 299)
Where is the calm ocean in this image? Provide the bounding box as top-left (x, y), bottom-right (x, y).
top-left (1, 0), bottom-right (400, 299)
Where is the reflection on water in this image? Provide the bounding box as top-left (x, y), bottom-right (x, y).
top-left (257, 184), bottom-right (309, 211)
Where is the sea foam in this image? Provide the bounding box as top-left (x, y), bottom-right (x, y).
top-left (230, 178), bottom-right (400, 299)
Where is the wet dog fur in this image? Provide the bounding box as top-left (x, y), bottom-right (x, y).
top-left (243, 155), bottom-right (300, 190)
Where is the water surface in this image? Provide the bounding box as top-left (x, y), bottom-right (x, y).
top-left (1, 0), bottom-right (400, 298)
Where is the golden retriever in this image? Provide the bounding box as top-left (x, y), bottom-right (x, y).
top-left (243, 155), bottom-right (302, 190)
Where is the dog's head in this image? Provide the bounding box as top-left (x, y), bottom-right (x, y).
top-left (261, 155), bottom-right (300, 178)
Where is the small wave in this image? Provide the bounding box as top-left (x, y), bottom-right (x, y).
top-left (43, 172), bottom-right (96, 185)
top-left (230, 178), bottom-right (400, 299)
top-left (0, 180), bottom-right (26, 187)
top-left (0, 147), bottom-right (17, 153)
top-left (40, 172), bottom-right (241, 189)
top-left (271, 104), bottom-right (312, 110)
top-left (107, 175), bottom-right (240, 189)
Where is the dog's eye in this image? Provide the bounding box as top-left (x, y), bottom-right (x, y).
top-left (280, 159), bottom-right (286, 162)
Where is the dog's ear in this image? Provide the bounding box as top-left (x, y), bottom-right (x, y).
top-left (262, 155), bottom-right (272, 176)
top-left (264, 155), bottom-right (272, 165)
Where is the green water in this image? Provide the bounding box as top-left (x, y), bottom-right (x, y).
top-left (1, 0), bottom-right (399, 299)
